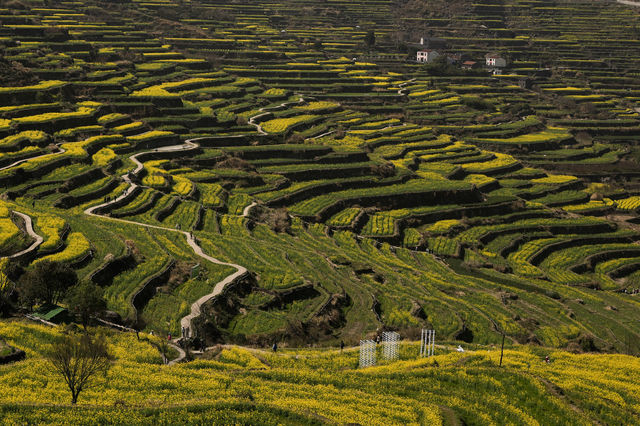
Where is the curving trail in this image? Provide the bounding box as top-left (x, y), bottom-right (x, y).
top-left (0, 146), bottom-right (65, 172)
top-left (242, 201), bottom-right (258, 217)
top-left (248, 112), bottom-right (271, 135)
top-left (306, 130), bottom-right (335, 141)
top-left (1, 212), bottom-right (44, 259)
top-left (84, 137), bottom-right (250, 359)
top-left (179, 235), bottom-right (248, 338)
top-left (166, 342), bottom-right (186, 366)
top-left (396, 78), bottom-right (416, 96)
top-left (247, 96), bottom-right (305, 134)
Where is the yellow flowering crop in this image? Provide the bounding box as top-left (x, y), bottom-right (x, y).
top-left (1, 321), bottom-right (638, 424)
top-left (92, 148), bottom-right (117, 167)
top-left (34, 214), bottom-right (66, 252)
top-left (261, 114), bottom-right (317, 134)
top-left (36, 231), bottom-right (90, 264)
top-left (173, 177), bottom-right (193, 196)
top-left (616, 196), bottom-right (640, 211)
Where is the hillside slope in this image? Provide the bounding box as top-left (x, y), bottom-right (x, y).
top-left (0, 0), bottom-right (638, 354)
top-left (0, 321), bottom-right (639, 425)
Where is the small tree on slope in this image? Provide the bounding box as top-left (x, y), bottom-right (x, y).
top-left (66, 282), bottom-right (106, 330)
top-left (46, 333), bottom-right (112, 404)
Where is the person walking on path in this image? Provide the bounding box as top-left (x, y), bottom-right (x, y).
top-left (340, 340), bottom-right (345, 352)
top-left (272, 342), bottom-right (278, 352)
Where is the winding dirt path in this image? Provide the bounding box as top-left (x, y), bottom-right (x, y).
top-left (0, 146), bottom-right (65, 172)
top-left (247, 97), bottom-right (305, 134)
top-left (306, 130), bottom-right (335, 141)
top-left (83, 137), bottom-right (252, 364)
top-left (166, 342), bottom-right (186, 366)
top-left (179, 235), bottom-right (248, 336)
top-left (396, 78), bottom-right (416, 96)
top-left (1, 212), bottom-right (44, 259)
top-left (242, 201), bottom-right (258, 217)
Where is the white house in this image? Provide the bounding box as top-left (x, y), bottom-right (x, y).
top-left (485, 54), bottom-right (507, 68)
top-left (417, 50), bottom-right (439, 63)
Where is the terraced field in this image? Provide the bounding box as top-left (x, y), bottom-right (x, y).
top-left (0, 0), bottom-right (638, 367)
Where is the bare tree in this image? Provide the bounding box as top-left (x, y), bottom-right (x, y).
top-left (46, 333), bottom-right (112, 404)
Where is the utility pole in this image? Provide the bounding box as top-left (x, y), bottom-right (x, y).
top-left (499, 332), bottom-right (505, 367)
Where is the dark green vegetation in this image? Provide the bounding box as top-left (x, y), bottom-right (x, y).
top-left (0, 0), bottom-right (638, 357)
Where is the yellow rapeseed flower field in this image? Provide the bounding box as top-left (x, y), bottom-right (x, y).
top-left (0, 321), bottom-right (638, 424)
top-left (261, 114), bottom-right (317, 134)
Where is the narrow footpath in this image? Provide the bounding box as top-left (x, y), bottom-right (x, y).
top-left (1, 212), bottom-right (44, 259)
top-left (84, 137), bottom-right (252, 363)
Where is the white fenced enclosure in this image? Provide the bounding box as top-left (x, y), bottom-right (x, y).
top-left (359, 339), bottom-right (376, 368)
top-left (420, 329), bottom-right (435, 357)
top-left (381, 331), bottom-right (400, 360)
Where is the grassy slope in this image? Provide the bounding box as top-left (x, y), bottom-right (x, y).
top-left (0, 320), bottom-right (638, 425)
top-left (194, 219), bottom-right (640, 351)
